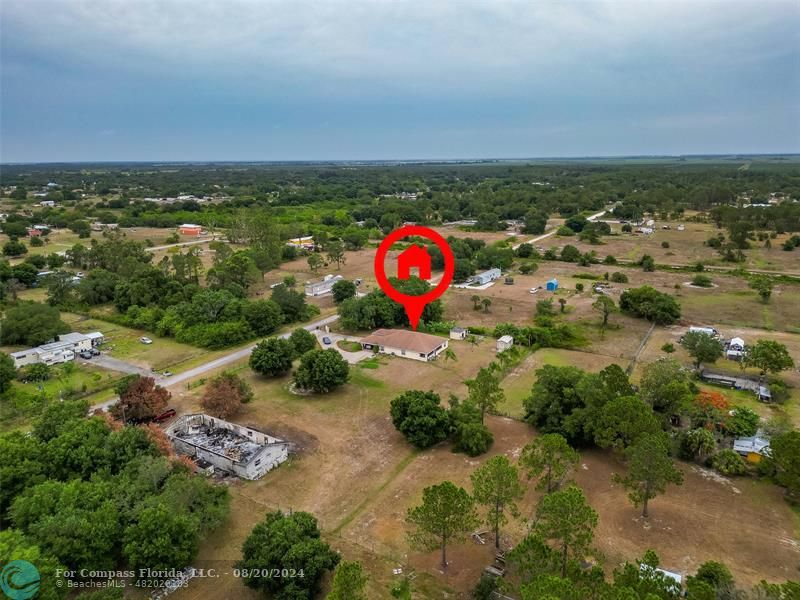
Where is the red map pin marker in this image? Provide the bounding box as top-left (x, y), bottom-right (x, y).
top-left (374, 225), bottom-right (455, 330)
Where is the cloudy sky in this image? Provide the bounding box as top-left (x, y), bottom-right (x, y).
top-left (1, 0), bottom-right (798, 162)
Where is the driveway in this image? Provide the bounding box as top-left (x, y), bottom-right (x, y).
top-left (313, 331), bottom-right (372, 364)
top-left (80, 353), bottom-right (156, 378)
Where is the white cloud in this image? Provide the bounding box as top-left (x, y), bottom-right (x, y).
top-left (3, 0), bottom-right (798, 94)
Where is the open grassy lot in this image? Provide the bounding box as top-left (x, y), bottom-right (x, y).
top-left (162, 331), bottom-right (798, 600)
top-left (59, 312), bottom-right (218, 372)
top-left (537, 219), bottom-right (800, 274)
top-left (0, 228), bottom-right (87, 261)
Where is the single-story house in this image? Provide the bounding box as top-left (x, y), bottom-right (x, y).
top-left (304, 274), bottom-right (343, 297)
top-left (450, 327), bottom-right (468, 340)
top-left (497, 335), bottom-right (514, 352)
top-left (10, 331), bottom-right (104, 368)
top-left (286, 236), bottom-right (315, 251)
top-left (179, 224), bottom-right (202, 236)
top-left (733, 433), bottom-right (770, 463)
top-left (546, 278), bottom-right (559, 292)
top-left (361, 329), bottom-right (448, 362)
top-left (471, 268), bottom-right (501, 286)
top-left (26, 228), bottom-right (42, 237)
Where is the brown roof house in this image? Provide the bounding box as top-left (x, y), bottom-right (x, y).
top-left (361, 328), bottom-right (448, 362)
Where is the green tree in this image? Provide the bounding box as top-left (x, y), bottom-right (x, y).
top-left (532, 485), bottom-right (597, 577)
top-left (0, 351), bottom-right (15, 393)
top-left (614, 433), bottom-right (683, 517)
top-left (594, 396), bottom-right (661, 450)
top-left (619, 286), bottom-right (681, 325)
top-left (3, 239), bottom-right (28, 257)
top-left (237, 511), bottom-right (339, 599)
top-left (331, 279), bottom-right (357, 304)
top-left (727, 406), bottom-right (759, 437)
top-left (640, 254), bottom-right (655, 271)
top-left (326, 240), bottom-right (346, 269)
top-left (243, 300), bottom-right (284, 336)
top-left (749, 276), bottom-right (773, 303)
top-left (406, 481), bottom-right (479, 569)
top-left (470, 456), bottom-right (524, 548)
top-left (0, 529), bottom-right (68, 600)
top-left (271, 284), bottom-right (310, 323)
top-left (123, 505), bottom-right (198, 573)
top-left (466, 367), bottom-right (505, 424)
top-left (592, 295), bottom-right (616, 329)
top-left (289, 327), bottom-right (317, 357)
top-left (770, 430), bottom-right (800, 501)
top-left (249, 338), bottom-right (294, 377)
top-left (390, 390), bottom-right (450, 449)
top-left (638, 358), bottom-right (692, 415)
top-left (520, 433), bottom-right (579, 493)
top-left (307, 253), bottom-right (324, 273)
top-left (745, 339), bottom-right (795, 374)
top-left (681, 428), bottom-right (717, 463)
top-left (327, 560), bottom-right (368, 600)
top-left (294, 348), bottom-right (349, 393)
top-left (0, 302), bottom-right (70, 346)
top-left (681, 331), bottom-right (724, 369)
top-left (523, 365), bottom-right (586, 435)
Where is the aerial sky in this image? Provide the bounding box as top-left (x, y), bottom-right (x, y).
top-left (1, 0), bottom-right (799, 162)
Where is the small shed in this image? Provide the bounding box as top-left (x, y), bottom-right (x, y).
top-left (733, 434), bottom-right (770, 463)
top-left (546, 278), bottom-right (558, 292)
top-left (450, 327), bottom-right (468, 340)
top-left (496, 335), bottom-right (514, 352)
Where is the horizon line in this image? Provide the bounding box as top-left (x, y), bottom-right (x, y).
top-left (2, 152), bottom-right (800, 167)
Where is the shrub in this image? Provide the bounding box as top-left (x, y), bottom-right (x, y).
top-left (661, 343), bottom-right (675, 353)
top-left (452, 420), bottom-right (493, 456)
top-left (610, 271), bottom-right (628, 283)
top-left (556, 225), bottom-right (574, 236)
top-left (603, 255), bottom-right (618, 264)
top-left (619, 285), bottom-right (681, 325)
top-left (691, 274), bottom-right (713, 287)
top-left (661, 241), bottom-right (670, 248)
top-left (711, 449), bottom-right (747, 476)
top-left (294, 349), bottom-right (349, 393)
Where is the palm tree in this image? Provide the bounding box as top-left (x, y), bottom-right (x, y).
top-left (558, 298), bottom-right (567, 313)
top-left (443, 347), bottom-right (457, 364)
top-left (481, 298), bottom-right (492, 313)
top-left (471, 295), bottom-right (481, 310)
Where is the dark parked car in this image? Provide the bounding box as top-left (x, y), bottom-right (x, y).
top-left (90, 348), bottom-right (100, 356)
top-left (322, 336), bottom-right (332, 345)
top-left (79, 350), bottom-right (93, 359)
top-left (153, 408), bottom-right (177, 423)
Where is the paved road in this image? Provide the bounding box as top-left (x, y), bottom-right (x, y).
top-left (145, 237), bottom-right (218, 252)
top-left (511, 207), bottom-right (611, 250)
top-left (90, 314), bottom-right (340, 413)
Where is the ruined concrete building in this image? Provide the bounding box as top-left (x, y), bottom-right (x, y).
top-left (166, 414), bottom-right (289, 480)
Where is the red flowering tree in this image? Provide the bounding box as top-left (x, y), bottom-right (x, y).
top-left (111, 376), bottom-right (170, 422)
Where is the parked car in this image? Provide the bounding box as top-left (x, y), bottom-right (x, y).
top-left (79, 350), bottom-right (93, 359)
top-left (162, 370), bottom-right (173, 377)
top-left (152, 408), bottom-right (176, 423)
top-left (322, 336), bottom-right (332, 345)
top-left (140, 337), bottom-right (153, 344)
top-left (90, 348), bottom-right (100, 356)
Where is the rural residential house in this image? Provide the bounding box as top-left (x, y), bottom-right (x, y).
top-left (304, 274), bottom-right (343, 296)
top-left (179, 223), bottom-right (203, 235)
top-left (471, 268), bottom-right (501, 286)
top-left (361, 328), bottom-right (448, 362)
top-left (166, 414), bottom-right (290, 480)
top-left (10, 331), bottom-right (104, 368)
